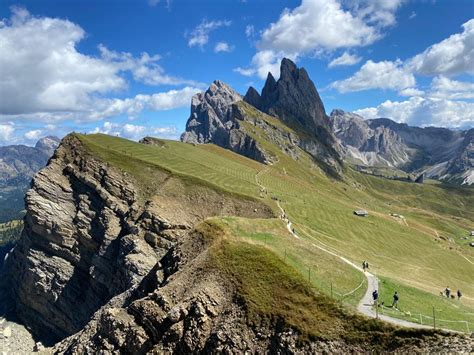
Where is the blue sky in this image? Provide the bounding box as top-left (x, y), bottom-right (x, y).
top-left (0, 0), bottom-right (473, 145)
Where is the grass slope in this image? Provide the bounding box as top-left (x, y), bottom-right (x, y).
top-left (77, 133), bottom-right (474, 332)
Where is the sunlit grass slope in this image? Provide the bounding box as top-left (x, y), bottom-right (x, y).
top-left (78, 132), bottom-right (474, 331)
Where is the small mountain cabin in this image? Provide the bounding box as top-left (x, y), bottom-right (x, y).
top-left (354, 210), bottom-right (369, 217)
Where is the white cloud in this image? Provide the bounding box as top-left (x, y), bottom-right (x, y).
top-left (214, 41), bottom-right (234, 53)
top-left (328, 51), bottom-right (361, 68)
top-left (245, 24), bottom-right (255, 38)
top-left (409, 11), bottom-right (416, 19)
top-left (0, 6), bottom-right (202, 135)
top-left (89, 86), bottom-right (202, 121)
top-left (233, 67), bottom-right (256, 77)
top-left (344, 0), bottom-right (405, 27)
top-left (399, 87), bottom-right (424, 97)
top-left (0, 86), bottom-right (202, 124)
top-left (355, 97), bottom-right (474, 128)
top-left (236, 0), bottom-right (402, 78)
top-left (98, 45), bottom-right (197, 86)
top-left (187, 19), bottom-right (231, 48)
top-left (24, 129), bottom-right (42, 141)
top-left (331, 59), bottom-right (415, 92)
top-left (407, 19), bottom-right (474, 76)
top-left (429, 76), bottom-right (474, 100)
top-left (0, 123), bottom-right (15, 143)
top-left (90, 122), bottom-right (178, 141)
top-left (0, 7), bottom-right (124, 115)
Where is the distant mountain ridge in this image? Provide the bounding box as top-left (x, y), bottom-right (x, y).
top-left (181, 57), bottom-right (471, 185)
top-left (330, 110), bottom-right (473, 185)
top-left (0, 136), bottom-right (60, 222)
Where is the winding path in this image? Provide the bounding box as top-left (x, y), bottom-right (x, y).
top-left (254, 165), bottom-right (459, 332)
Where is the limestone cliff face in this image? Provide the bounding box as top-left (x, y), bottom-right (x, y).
top-left (182, 59), bottom-right (342, 176)
top-left (4, 134), bottom-right (273, 345)
top-left (244, 58), bottom-right (342, 174)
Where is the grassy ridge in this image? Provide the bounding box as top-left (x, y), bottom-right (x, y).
top-left (75, 133), bottom-right (474, 331)
top-left (200, 220), bottom-right (443, 348)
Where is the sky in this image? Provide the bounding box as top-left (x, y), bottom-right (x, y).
top-left (0, 0), bottom-right (473, 146)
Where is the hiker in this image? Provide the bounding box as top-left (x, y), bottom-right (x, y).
top-left (362, 261), bottom-right (367, 272)
top-left (365, 261), bottom-right (370, 270)
top-left (445, 286), bottom-right (451, 298)
top-left (372, 289), bottom-right (379, 304)
top-left (457, 289), bottom-right (462, 300)
top-left (392, 291), bottom-right (399, 308)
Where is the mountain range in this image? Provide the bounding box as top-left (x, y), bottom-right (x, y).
top-left (0, 136), bottom-right (60, 222)
top-left (330, 110), bottom-right (473, 185)
top-left (182, 59), bottom-right (473, 185)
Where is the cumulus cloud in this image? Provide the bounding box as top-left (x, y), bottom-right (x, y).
top-left (331, 59), bottom-right (415, 92)
top-left (0, 86), bottom-right (202, 125)
top-left (354, 97), bottom-right (474, 128)
top-left (98, 45), bottom-right (197, 86)
top-left (91, 122), bottom-right (178, 141)
top-left (399, 87), bottom-right (424, 97)
top-left (24, 129), bottom-right (42, 141)
top-left (0, 6), bottom-right (196, 120)
top-left (343, 0), bottom-right (404, 27)
top-left (0, 123), bottom-right (15, 143)
top-left (328, 51), bottom-right (361, 68)
top-left (90, 87), bottom-right (201, 120)
top-left (214, 41), bottom-right (233, 53)
top-left (429, 76), bottom-right (474, 100)
top-left (0, 7), bottom-right (124, 115)
top-left (236, 0), bottom-right (402, 78)
top-left (187, 19), bottom-right (231, 48)
top-left (407, 19), bottom-right (474, 76)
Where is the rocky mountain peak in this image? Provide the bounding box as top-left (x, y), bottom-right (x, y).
top-left (35, 136), bottom-right (60, 155)
top-left (243, 86), bottom-right (262, 109)
top-left (181, 80), bottom-right (241, 145)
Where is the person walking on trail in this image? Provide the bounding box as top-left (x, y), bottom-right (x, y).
top-left (365, 261), bottom-right (369, 270)
top-left (445, 286), bottom-right (451, 298)
top-left (372, 290), bottom-right (379, 305)
top-left (392, 291), bottom-right (399, 308)
top-left (362, 260), bottom-right (367, 272)
top-left (457, 289), bottom-right (462, 300)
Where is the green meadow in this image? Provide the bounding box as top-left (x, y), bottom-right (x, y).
top-left (78, 131), bottom-right (474, 332)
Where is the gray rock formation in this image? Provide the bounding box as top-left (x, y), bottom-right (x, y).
top-left (3, 134), bottom-right (273, 345)
top-left (182, 59), bottom-right (342, 176)
top-left (244, 58), bottom-right (342, 175)
top-left (330, 109), bottom-right (473, 184)
top-left (181, 81), bottom-right (276, 164)
top-left (180, 80), bottom-right (242, 146)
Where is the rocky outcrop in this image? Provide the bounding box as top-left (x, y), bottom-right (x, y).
top-left (180, 80), bottom-right (242, 146)
top-left (181, 81), bottom-right (277, 164)
top-left (330, 109), bottom-right (473, 184)
top-left (244, 58), bottom-right (342, 174)
top-left (3, 134), bottom-right (273, 345)
top-left (182, 59), bottom-right (342, 175)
